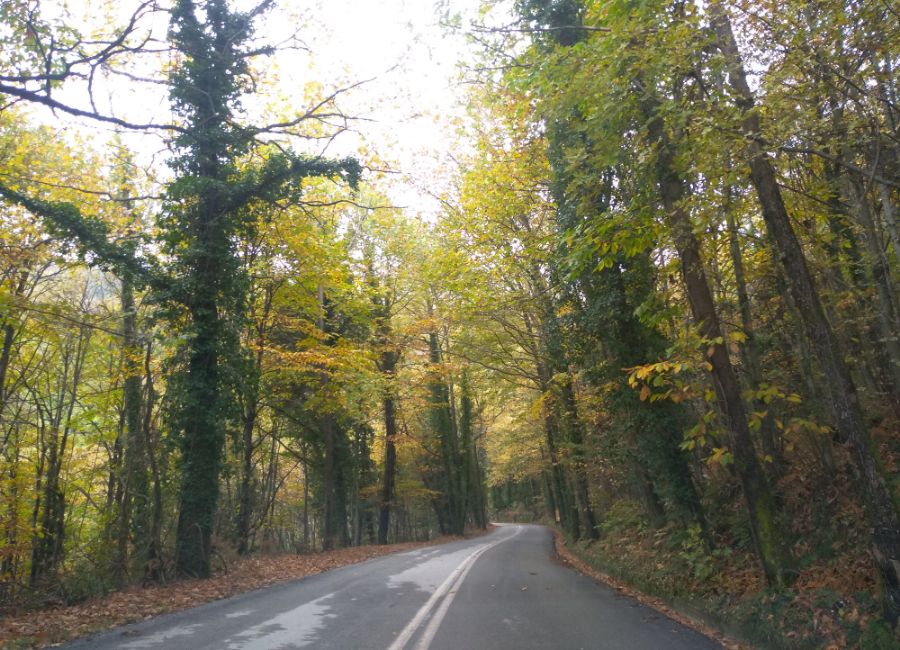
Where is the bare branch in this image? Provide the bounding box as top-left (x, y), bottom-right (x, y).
top-left (0, 82), bottom-right (183, 132)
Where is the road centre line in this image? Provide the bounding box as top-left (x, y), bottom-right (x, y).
top-left (387, 525), bottom-right (522, 650)
top-left (411, 531), bottom-right (515, 650)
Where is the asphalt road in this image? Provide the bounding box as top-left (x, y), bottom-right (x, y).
top-left (65, 524), bottom-right (721, 650)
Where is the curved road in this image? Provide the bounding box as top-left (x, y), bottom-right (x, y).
top-left (65, 524), bottom-right (720, 650)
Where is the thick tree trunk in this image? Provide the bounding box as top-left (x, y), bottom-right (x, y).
top-left (321, 421), bottom-right (338, 549)
top-left (559, 378), bottom-right (598, 539)
top-left (175, 295), bottom-right (222, 577)
top-left (469, 442), bottom-right (488, 529)
top-left (317, 285), bottom-right (344, 551)
top-left (635, 463), bottom-right (666, 529)
top-left (459, 371), bottom-right (487, 529)
top-left (521, 309), bottom-right (575, 535)
top-left (545, 402), bottom-right (579, 539)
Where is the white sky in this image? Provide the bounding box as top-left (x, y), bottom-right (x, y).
top-left (26, 0), bottom-right (493, 218)
top-left (298, 0), bottom-right (483, 216)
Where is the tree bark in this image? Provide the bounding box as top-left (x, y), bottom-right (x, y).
top-left (318, 285), bottom-right (340, 551)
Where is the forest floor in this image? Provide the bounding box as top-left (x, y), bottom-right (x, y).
top-left (551, 436), bottom-right (900, 650)
top-left (0, 530), bottom-right (489, 649)
top-left (557, 525), bottom-right (888, 649)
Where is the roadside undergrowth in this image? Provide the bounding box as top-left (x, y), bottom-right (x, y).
top-left (554, 446), bottom-right (900, 650)
top-left (544, 420), bottom-right (900, 650)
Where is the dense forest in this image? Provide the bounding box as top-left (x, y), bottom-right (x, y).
top-left (1, 0), bottom-right (899, 647)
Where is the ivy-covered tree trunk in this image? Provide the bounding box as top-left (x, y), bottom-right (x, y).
top-left (537, 368), bottom-right (579, 539)
top-left (458, 371), bottom-right (487, 529)
top-left (165, 0), bottom-right (358, 576)
top-left (426, 315), bottom-right (465, 536)
top-left (175, 291), bottom-right (224, 576)
top-left (116, 273), bottom-right (149, 582)
top-left (540, 305), bottom-right (597, 540)
top-left (167, 0), bottom-right (237, 579)
top-left (558, 377), bottom-right (598, 539)
top-left (523, 304), bottom-right (578, 537)
top-left (377, 328), bottom-right (398, 545)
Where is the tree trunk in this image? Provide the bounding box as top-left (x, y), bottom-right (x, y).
top-left (642, 83), bottom-right (789, 586)
top-left (142, 342), bottom-right (163, 583)
top-left (236, 405), bottom-right (256, 555)
top-left (724, 204), bottom-right (780, 465)
top-left (378, 346), bottom-right (398, 544)
top-left (711, 3), bottom-right (900, 621)
top-left (879, 184), bottom-right (900, 267)
top-left (175, 286), bottom-right (222, 577)
top-left (0, 269), bottom-right (28, 417)
top-left (31, 326), bottom-right (89, 586)
top-left (427, 325), bottom-right (465, 536)
top-left (378, 395), bottom-right (398, 544)
top-left (115, 275), bottom-right (149, 582)
top-left (842, 176), bottom-right (900, 395)
top-left (302, 450), bottom-right (310, 551)
top-left (559, 378), bottom-right (598, 539)
top-left (318, 286), bottom-right (340, 551)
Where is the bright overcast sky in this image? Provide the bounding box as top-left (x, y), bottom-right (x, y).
top-left (299, 0), bottom-right (485, 216)
top-left (31, 0), bottom-right (493, 218)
